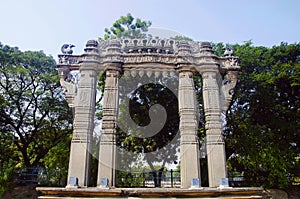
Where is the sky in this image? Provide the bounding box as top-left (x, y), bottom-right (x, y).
top-left (1, 0), bottom-right (299, 59)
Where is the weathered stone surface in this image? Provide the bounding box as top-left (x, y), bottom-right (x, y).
top-left (178, 69), bottom-right (201, 188)
top-left (37, 187), bottom-right (264, 198)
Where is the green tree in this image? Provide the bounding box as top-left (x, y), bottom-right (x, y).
top-left (170, 35), bottom-right (193, 41)
top-left (224, 41), bottom-right (300, 188)
top-left (117, 76), bottom-right (180, 187)
top-left (0, 43), bottom-right (73, 170)
top-left (103, 13), bottom-right (152, 40)
top-left (0, 130), bottom-right (17, 197)
top-left (40, 136), bottom-right (71, 186)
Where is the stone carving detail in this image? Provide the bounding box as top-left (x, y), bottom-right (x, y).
top-left (58, 54), bottom-right (81, 65)
top-left (201, 72), bottom-right (220, 111)
top-left (219, 52), bottom-right (240, 113)
top-left (58, 68), bottom-right (77, 107)
top-left (220, 56), bottom-right (239, 70)
top-left (224, 46), bottom-right (234, 57)
top-left (61, 44), bottom-right (75, 54)
top-left (102, 70), bottom-right (119, 130)
top-left (220, 71), bottom-right (239, 112)
top-left (121, 39), bottom-right (175, 54)
top-left (179, 71), bottom-right (195, 109)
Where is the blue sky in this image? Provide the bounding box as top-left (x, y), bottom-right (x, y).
top-left (1, 0), bottom-right (299, 59)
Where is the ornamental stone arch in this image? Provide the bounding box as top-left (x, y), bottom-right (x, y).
top-left (57, 39), bottom-right (239, 188)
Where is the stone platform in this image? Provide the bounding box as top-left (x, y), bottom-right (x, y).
top-left (36, 187), bottom-right (265, 198)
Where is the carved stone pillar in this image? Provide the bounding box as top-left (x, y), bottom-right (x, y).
top-left (178, 67), bottom-right (201, 188)
top-left (97, 67), bottom-right (120, 188)
top-left (65, 40), bottom-right (99, 188)
top-left (66, 66), bottom-right (97, 187)
top-left (200, 66), bottom-right (227, 187)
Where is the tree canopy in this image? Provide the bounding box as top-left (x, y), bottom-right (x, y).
top-left (0, 44), bottom-right (73, 175)
top-left (103, 13), bottom-right (152, 40)
top-left (221, 41), bottom-right (300, 188)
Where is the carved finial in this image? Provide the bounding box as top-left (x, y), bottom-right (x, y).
top-left (107, 39), bottom-right (122, 54)
top-left (200, 42), bottom-right (214, 54)
top-left (61, 44), bottom-right (75, 54)
top-left (224, 46), bottom-right (234, 57)
top-left (177, 40), bottom-right (191, 55)
top-left (86, 40), bottom-right (98, 47)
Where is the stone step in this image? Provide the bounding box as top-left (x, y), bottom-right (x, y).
top-left (37, 187), bottom-right (265, 199)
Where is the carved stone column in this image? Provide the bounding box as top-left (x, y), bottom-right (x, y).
top-left (200, 66), bottom-right (227, 187)
top-left (97, 66), bottom-right (120, 188)
top-left (178, 66), bottom-right (201, 188)
top-left (66, 41), bottom-right (99, 187)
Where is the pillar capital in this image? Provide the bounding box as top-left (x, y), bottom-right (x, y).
top-left (178, 64), bottom-right (196, 74)
top-left (196, 64), bottom-right (219, 76)
top-left (104, 63), bottom-right (122, 72)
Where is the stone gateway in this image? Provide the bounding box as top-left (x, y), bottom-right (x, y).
top-left (57, 39), bottom-right (240, 188)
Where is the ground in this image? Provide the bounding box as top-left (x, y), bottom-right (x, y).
top-left (2, 184), bottom-right (38, 199)
top-left (1, 184), bottom-right (299, 199)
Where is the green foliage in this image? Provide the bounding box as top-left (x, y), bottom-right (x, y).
top-left (224, 41), bottom-right (300, 189)
top-left (102, 13), bottom-right (152, 40)
top-left (0, 132), bottom-right (17, 197)
top-left (117, 75), bottom-right (180, 187)
top-left (117, 76), bottom-right (180, 156)
top-left (0, 160), bottom-right (15, 197)
top-left (40, 135), bottom-right (71, 186)
top-left (0, 43), bottom-right (73, 172)
top-left (116, 170), bottom-right (145, 187)
top-left (171, 35), bottom-right (193, 41)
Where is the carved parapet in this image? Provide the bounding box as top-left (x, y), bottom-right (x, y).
top-left (121, 39), bottom-right (175, 54)
top-left (58, 54), bottom-right (82, 66)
